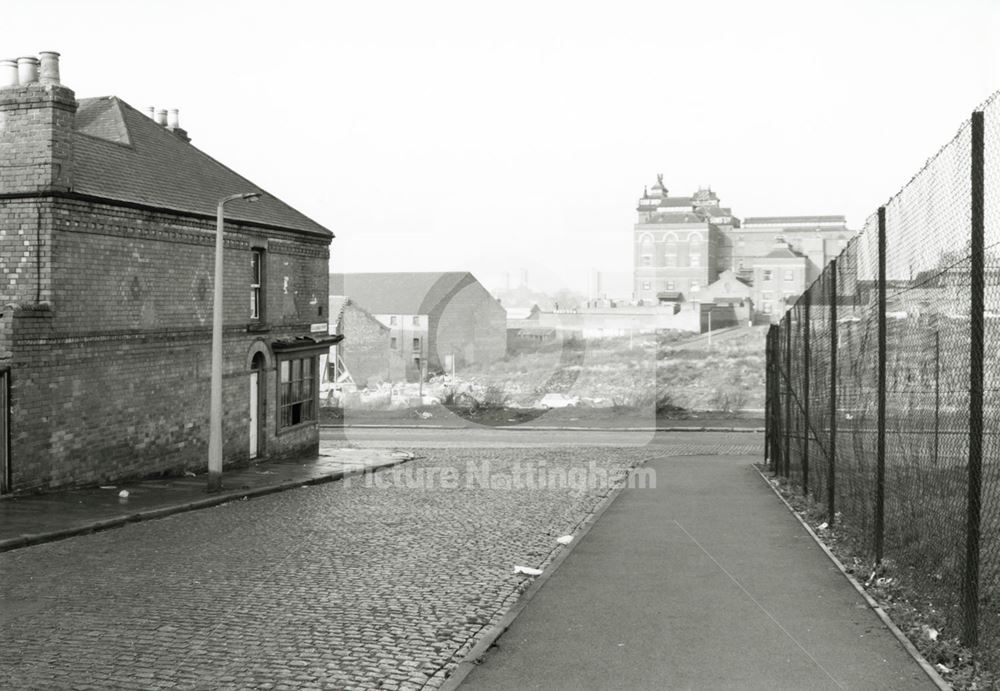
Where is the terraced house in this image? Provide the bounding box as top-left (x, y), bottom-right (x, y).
top-left (0, 52), bottom-right (337, 493)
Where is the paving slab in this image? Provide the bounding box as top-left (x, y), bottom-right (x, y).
top-left (457, 455), bottom-right (938, 691)
top-left (0, 446), bottom-right (411, 551)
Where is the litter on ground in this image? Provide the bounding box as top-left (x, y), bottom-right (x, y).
top-left (513, 565), bottom-right (543, 576)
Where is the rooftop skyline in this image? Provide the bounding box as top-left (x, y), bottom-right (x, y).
top-left (5, 0), bottom-right (998, 293)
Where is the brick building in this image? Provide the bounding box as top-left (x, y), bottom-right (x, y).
top-left (0, 52), bottom-right (336, 493)
top-left (330, 272), bottom-right (506, 378)
top-left (633, 175), bottom-right (852, 319)
top-left (322, 296), bottom-right (403, 387)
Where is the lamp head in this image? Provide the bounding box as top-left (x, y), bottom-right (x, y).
top-left (242, 192), bottom-right (263, 203)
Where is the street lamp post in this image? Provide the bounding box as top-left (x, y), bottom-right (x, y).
top-left (208, 191), bottom-right (262, 492)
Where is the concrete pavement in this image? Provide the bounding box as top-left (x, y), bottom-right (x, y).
top-left (455, 454), bottom-right (940, 691)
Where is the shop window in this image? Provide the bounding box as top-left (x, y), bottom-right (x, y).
top-left (279, 357), bottom-right (315, 429)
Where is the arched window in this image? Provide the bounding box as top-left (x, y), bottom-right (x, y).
top-left (687, 232), bottom-right (703, 244)
top-left (663, 232), bottom-right (678, 267)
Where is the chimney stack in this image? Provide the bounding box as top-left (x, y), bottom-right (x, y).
top-left (146, 106), bottom-right (155, 119)
top-left (167, 108), bottom-right (179, 129)
top-left (17, 56), bottom-right (39, 85)
top-left (155, 108), bottom-right (168, 126)
top-left (0, 59), bottom-right (16, 88)
top-left (0, 49), bottom-right (77, 195)
top-left (38, 51), bottom-right (60, 85)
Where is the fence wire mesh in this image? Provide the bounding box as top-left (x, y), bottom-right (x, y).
top-left (769, 93), bottom-right (1000, 669)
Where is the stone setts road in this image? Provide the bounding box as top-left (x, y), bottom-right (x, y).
top-left (1, 436), bottom-right (761, 690)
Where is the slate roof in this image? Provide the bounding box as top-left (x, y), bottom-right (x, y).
top-left (658, 197), bottom-right (694, 208)
top-left (330, 272), bottom-right (483, 315)
top-left (71, 97), bottom-right (331, 238)
top-left (743, 215), bottom-right (846, 226)
top-left (764, 245), bottom-right (807, 259)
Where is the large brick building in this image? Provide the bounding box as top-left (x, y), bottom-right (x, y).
top-left (330, 272), bottom-right (506, 379)
top-left (0, 52), bottom-right (336, 493)
top-left (633, 175), bottom-right (852, 318)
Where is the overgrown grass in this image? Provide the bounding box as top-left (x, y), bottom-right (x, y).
top-left (459, 326), bottom-right (767, 413)
top-left (768, 470), bottom-right (999, 690)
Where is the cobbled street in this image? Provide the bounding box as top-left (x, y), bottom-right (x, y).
top-left (0, 434), bottom-right (761, 690)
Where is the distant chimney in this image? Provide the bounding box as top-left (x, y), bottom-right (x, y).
top-left (165, 107), bottom-right (191, 143)
top-left (38, 51), bottom-right (60, 85)
top-left (146, 106), bottom-right (155, 119)
top-left (0, 59), bottom-right (16, 88)
top-left (155, 108), bottom-right (167, 126)
top-left (17, 56), bottom-right (39, 85)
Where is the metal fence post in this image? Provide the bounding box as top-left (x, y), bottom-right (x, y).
top-left (765, 326), bottom-right (772, 468)
top-left (768, 326), bottom-right (782, 474)
top-left (934, 329), bottom-right (940, 467)
top-left (876, 205), bottom-right (887, 563)
top-left (784, 315), bottom-right (792, 478)
top-left (802, 292), bottom-right (810, 495)
top-left (963, 109), bottom-right (985, 648)
top-left (829, 261), bottom-right (838, 526)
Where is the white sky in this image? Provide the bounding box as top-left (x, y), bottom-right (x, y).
top-left (4, 0), bottom-right (998, 293)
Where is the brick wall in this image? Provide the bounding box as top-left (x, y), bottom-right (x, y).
top-left (1, 197), bottom-right (330, 492)
top-left (339, 302), bottom-right (399, 386)
top-left (431, 281), bottom-right (506, 370)
top-left (49, 199), bottom-right (327, 332)
top-left (0, 83), bottom-right (76, 194)
top-left (0, 199), bottom-right (53, 307)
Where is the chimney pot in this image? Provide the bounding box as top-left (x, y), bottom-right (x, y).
top-left (167, 108), bottom-right (179, 129)
top-left (17, 56), bottom-right (39, 85)
top-left (155, 108), bottom-right (168, 126)
top-left (0, 59), bottom-right (17, 88)
top-left (38, 51), bottom-right (60, 85)
top-left (146, 106), bottom-right (155, 119)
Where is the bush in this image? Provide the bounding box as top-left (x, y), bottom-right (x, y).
top-left (478, 384), bottom-right (509, 410)
top-left (655, 391), bottom-right (684, 416)
top-left (709, 386), bottom-right (748, 414)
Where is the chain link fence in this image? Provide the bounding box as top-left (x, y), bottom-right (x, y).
top-left (766, 92), bottom-right (1000, 670)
